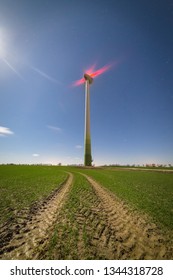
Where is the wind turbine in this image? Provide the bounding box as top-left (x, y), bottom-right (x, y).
top-left (83, 73), bottom-right (93, 166)
top-left (73, 63), bottom-right (113, 166)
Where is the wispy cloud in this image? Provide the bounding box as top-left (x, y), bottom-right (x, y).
top-left (75, 145), bottom-right (82, 149)
top-left (0, 126), bottom-right (14, 137)
top-left (47, 125), bottom-right (62, 133)
top-left (32, 153), bottom-right (40, 157)
top-left (31, 66), bottom-right (62, 84)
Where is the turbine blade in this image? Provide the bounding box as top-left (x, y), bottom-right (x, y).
top-left (90, 64), bottom-right (112, 78)
top-left (72, 77), bottom-right (85, 86)
top-left (72, 61), bottom-right (116, 87)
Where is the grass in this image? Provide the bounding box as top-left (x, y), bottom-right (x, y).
top-left (43, 172), bottom-right (102, 260)
top-left (1, 164), bottom-right (173, 259)
top-left (0, 165), bottom-right (67, 224)
top-left (1, 164), bottom-right (173, 232)
top-left (80, 168), bottom-right (173, 230)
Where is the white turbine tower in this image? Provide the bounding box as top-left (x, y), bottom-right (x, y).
top-left (73, 62), bottom-right (114, 166)
top-left (84, 73), bottom-right (93, 166)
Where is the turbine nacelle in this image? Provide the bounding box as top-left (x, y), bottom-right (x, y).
top-left (84, 73), bottom-right (93, 84)
top-left (72, 62), bottom-right (114, 87)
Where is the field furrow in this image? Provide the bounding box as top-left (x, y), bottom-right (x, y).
top-left (39, 172), bottom-right (173, 260)
top-left (0, 165), bottom-right (172, 260)
top-left (40, 173), bottom-right (116, 259)
top-left (83, 174), bottom-right (173, 259)
top-left (0, 173), bottom-right (73, 260)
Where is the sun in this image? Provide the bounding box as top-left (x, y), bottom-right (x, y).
top-left (0, 28), bottom-right (23, 78)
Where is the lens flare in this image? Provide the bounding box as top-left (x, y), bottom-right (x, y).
top-left (72, 62), bottom-right (115, 86)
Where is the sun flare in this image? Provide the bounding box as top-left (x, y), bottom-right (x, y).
top-left (0, 29), bottom-right (6, 59)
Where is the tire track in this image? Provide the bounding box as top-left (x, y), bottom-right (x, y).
top-left (82, 174), bottom-right (173, 259)
top-left (41, 174), bottom-right (117, 260)
top-left (0, 173), bottom-right (73, 260)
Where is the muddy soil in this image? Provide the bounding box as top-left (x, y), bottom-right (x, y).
top-left (0, 173), bottom-right (73, 259)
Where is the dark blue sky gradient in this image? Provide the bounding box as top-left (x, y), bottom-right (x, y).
top-left (0, 0), bottom-right (173, 165)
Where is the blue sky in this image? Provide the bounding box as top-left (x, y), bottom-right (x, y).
top-left (0, 0), bottom-right (173, 166)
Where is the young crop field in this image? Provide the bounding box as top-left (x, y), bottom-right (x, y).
top-left (0, 165), bottom-right (67, 225)
top-left (80, 168), bottom-right (173, 230)
top-left (0, 165), bottom-right (173, 260)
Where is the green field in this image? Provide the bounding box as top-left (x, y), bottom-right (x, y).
top-left (42, 173), bottom-right (100, 259)
top-left (0, 165), bottom-right (67, 224)
top-left (0, 164), bottom-right (173, 231)
top-left (80, 168), bottom-right (173, 230)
